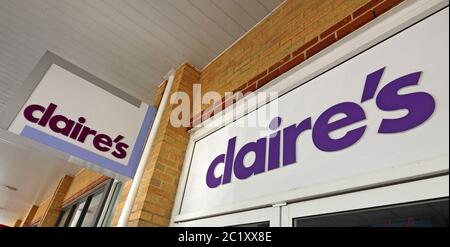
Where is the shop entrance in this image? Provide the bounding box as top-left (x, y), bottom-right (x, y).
top-left (176, 207), bottom-right (280, 227)
top-left (282, 175), bottom-right (448, 227)
top-left (175, 176), bottom-right (449, 227)
top-left (291, 198), bottom-right (448, 227)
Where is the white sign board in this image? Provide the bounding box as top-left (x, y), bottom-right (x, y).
top-left (179, 8), bottom-right (449, 215)
top-left (3, 52), bottom-right (155, 178)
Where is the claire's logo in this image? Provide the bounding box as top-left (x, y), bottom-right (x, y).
top-left (23, 103), bottom-right (129, 159)
top-left (206, 67), bottom-right (436, 188)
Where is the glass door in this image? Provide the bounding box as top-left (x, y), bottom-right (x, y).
top-left (175, 176), bottom-right (448, 227)
top-left (281, 175), bottom-right (449, 227)
top-left (292, 198), bottom-right (448, 227)
top-left (175, 206), bottom-right (280, 227)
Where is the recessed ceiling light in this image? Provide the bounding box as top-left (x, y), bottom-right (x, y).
top-left (0, 137), bottom-right (26, 150)
top-left (2, 185), bottom-right (18, 192)
top-left (0, 138), bottom-right (16, 146)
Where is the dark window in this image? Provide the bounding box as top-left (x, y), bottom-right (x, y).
top-left (231, 221), bottom-right (270, 227)
top-left (55, 179), bottom-right (113, 227)
top-left (81, 192), bottom-right (104, 227)
top-left (293, 198), bottom-right (448, 227)
top-left (67, 200), bottom-right (87, 227)
top-left (56, 208), bottom-right (71, 227)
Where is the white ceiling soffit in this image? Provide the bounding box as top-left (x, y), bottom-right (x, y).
top-left (0, 128), bottom-right (82, 225)
top-left (0, 0), bottom-right (283, 114)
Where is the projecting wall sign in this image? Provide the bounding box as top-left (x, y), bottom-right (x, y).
top-left (179, 8), bottom-right (449, 215)
top-left (1, 51), bottom-right (155, 178)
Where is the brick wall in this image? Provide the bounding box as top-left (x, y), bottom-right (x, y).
top-left (192, 0), bottom-right (403, 126)
top-left (30, 197), bottom-right (50, 226)
top-left (13, 220), bottom-right (22, 227)
top-left (39, 175), bottom-right (73, 227)
top-left (111, 63), bottom-right (200, 226)
top-left (29, 175), bottom-right (73, 226)
top-left (21, 205), bottom-right (38, 227)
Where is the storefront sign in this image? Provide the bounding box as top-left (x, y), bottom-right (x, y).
top-left (206, 68), bottom-right (435, 188)
top-left (3, 52), bottom-right (155, 178)
top-left (180, 8), bottom-right (449, 215)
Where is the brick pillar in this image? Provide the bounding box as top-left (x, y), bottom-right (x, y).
top-left (14, 220), bottom-right (22, 227)
top-left (112, 63), bottom-right (200, 226)
top-left (39, 175), bottom-right (73, 227)
top-left (21, 205), bottom-right (38, 227)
